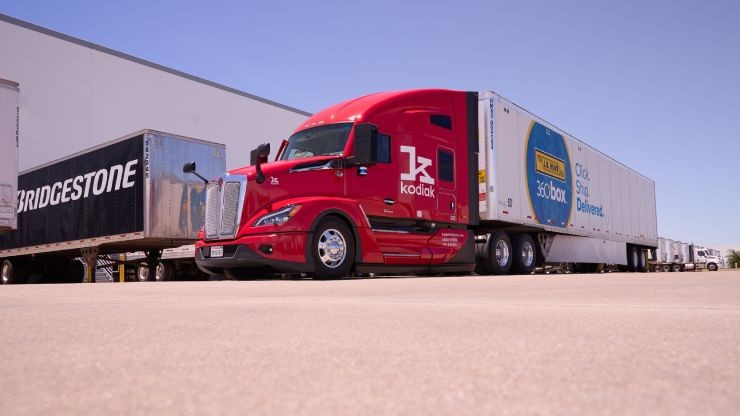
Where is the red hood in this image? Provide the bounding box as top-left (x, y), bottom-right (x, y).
top-left (226, 155), bottom-right (343, 227)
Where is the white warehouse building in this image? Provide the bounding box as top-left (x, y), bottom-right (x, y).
top-left (0, 13), bottom-right (310, 172)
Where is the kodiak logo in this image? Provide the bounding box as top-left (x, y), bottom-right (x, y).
top-left (400, 146), bottom-right (435, 198)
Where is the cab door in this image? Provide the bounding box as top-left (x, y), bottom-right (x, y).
top-left (345, 130), bottom-right (408, 220)
top-left (436, 145), bottom-right (456, 222)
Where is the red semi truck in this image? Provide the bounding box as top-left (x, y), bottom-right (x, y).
top-left (192, 89), bottom-right (657, 279)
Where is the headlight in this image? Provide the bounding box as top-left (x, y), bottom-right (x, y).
top-left (253, 205), bottom-right (302, 227)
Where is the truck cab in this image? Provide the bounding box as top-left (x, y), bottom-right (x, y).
top-left (194, 89), bottom-right (477, 278)
top-left (694, 248), bottom-right (722, 271)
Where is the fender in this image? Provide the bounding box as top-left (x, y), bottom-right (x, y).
top-left (306, 208), bottom-right (365, 266)
top-left (241, 196), bottom-right (383, 265)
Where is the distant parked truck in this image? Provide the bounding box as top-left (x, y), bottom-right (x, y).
top-left (650, 237), bottom-right (722, 272)
top-left (0, 78), bottom-right (19, 233)
top-left (0, 130), bottom-right (224, 284)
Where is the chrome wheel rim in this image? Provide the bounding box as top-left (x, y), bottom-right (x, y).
top-left (1, 263), bottom-right (9, 284)
top-left (138, 265), bottom-right (149, 281)
top-left (155, 263), bottom-right (164, 281)
top-left (495, 239), bottom-right (510, 267)
top-left (318, 228), bottom-right (347, 269)
top-left (521, 241), bottom-right (534, 267)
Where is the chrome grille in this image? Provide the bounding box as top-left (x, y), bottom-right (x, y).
top-left (205, 182), bottom-right (221, 238)
top-left (220, 182), bottom-right (241, 236)
top-left (203, 175), bottom-right (246, 240)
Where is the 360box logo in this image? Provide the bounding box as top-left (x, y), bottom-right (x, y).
top-left (525, 122), bottom-right (572, 227)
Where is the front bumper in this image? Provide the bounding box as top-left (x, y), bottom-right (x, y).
top-left (195, 232), bottom-right (313, 274)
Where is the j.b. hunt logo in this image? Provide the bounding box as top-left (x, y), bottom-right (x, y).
top-left (525, 122), bottom-right (572, 227)
top-left (400, 146), bottom-right (435, 198)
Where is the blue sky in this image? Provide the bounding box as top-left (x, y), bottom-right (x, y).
top-left (1, 0), bottom-right (739, 247)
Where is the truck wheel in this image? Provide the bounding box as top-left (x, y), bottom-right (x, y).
top-left (627, 246), bottom-right (638, 272)
top-left (636, 248), bottom-right (647, 273)
top-left (475, 239), bottom-right (492, 275)
top-left (311, 217), bottom-right (355, 279)
top-left (137, 263), bottom-right (151, 282)
top-left (155, 261), bottom-right (175, 281)
top-left (660, 264), bottom-right (670, 272)
top-left (486, 231), bottom-right (512, 275)
top-left (671, 264), bottom-right (681, 272)
top-left (707, 262), bottom-right (718, 271)
top-left (510, 234), bottom-right (536, 275)
top-left (67, 260), bottom-right (86, 283)
top-left (2, 260), bottom-right (29, 285)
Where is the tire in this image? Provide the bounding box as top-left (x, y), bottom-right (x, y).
top-left (484, 231), bottom-right (512, 275)
top-left (155, 261), bottom-right (176, 281)
top-left (707, 262), bottom-right (718, 271)
top-left (671, 264), bottom-right (681, 272)
top-left (660, 264), bottom-right (670, 272)
top-left (475, 240), bottom-right (492, 276)
top-left (2, 259), bottom-right (28, 285)
top-left (137, 263), bottom-right (151, 282)
top-left (636, 248), bottom-right (647, 273)
top-left (510, 234), bottom-right (536, 275)
top-left (223, 268), bottom-right (242, 280)
top-left (627, 245), bottom-right (638, 272)
top-left (66, 260), bottom-right (86, 283)
top-left (311, 217), bottom-right (355, 279)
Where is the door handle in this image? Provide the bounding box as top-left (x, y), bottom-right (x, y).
top-left (384, 198), bottom-right (395, 206)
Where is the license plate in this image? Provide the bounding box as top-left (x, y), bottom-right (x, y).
top-left (210, 246), bottom-right (224, 258)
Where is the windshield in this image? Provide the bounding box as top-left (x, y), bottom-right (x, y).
top-left (280, 123), bottom-right (353, 160)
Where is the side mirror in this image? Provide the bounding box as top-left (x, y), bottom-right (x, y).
top-left (250, 143), bottom-right (271, 184)
top-left (353, 123), bottom-right (379, 165)
top-left (183, 161), bottom-right (196, 173)
top-left (182, 161), bottom-right (208, 184)
top-left (250, 143), bottom-right (271, 165)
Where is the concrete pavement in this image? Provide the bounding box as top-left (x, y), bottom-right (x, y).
top-left (1, 271), bottom-right (739, 415)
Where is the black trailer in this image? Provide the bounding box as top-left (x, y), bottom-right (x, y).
top-left (0, 130), bottom-right (225, 284)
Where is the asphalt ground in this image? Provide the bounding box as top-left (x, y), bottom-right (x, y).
top-left (1, 270), bottom-right (739, 415)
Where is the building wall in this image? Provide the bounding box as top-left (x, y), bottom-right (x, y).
top-left (0, 15), bottom-right (309, 172)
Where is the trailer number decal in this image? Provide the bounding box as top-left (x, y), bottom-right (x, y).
top-left (535, 150), bottom-right (566, 181)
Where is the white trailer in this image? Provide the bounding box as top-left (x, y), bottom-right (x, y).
top-left (650, 238), bottom-right (723, 272)
top-left (476, 91), bottom-right (658, 272)
top-left (0, 78), bottom-right (19, 233)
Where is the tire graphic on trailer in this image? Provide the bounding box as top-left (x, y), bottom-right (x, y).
top-left (525, 121), bottom-right (572, 227)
